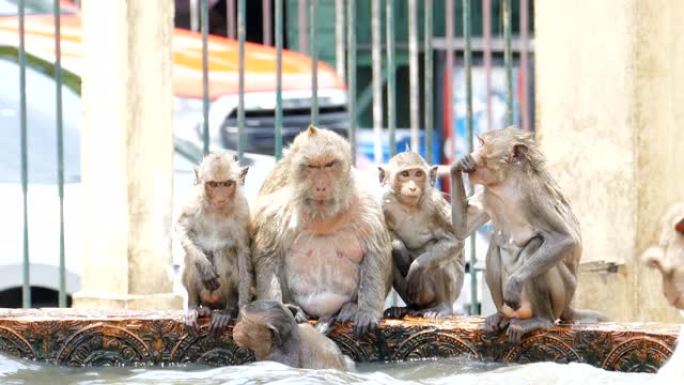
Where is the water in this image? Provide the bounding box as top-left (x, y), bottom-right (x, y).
top-left (0, 353), bottom-right (658, 385)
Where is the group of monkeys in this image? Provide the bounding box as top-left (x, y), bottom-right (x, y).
top-left (176, 125), bottom-right (605, 370)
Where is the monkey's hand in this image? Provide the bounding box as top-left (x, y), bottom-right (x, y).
top-left (503, 275), bottom-right (523, 310)
top-left (352, 309), bottom-right (378, 337)
top-left (451, 155), bottom-right (477, 174)
top-left (196, 261), bottom-right (221, 292)
top-left (209, 309), bottom-right (232, 337)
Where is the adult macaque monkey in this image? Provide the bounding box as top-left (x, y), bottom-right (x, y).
top-left (233, 300), bottom-right (355, 370)
top-left (251, 125), bottom-right (392, 336)
top-left (450, 127), bottom-right (603, 343)
top-left (176, 152), bottom-right (251, 336)
top-left (640, 203), bottom-right (684, 379)
top-left (379, 152), bottom-right (464, 318)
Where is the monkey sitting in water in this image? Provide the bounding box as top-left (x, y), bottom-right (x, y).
top-left (379, 152), bottom-right (465, 318)
top-left (640, 203), bottom-right (684, 380)
top-left (233, 300), bottom-right (355, 371)
top-left (451, 127), bottom-right (605, 343)
top-left (176, 152), bottom-right (252, 336)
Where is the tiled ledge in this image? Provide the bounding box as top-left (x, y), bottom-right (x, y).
top-left (0, 308), bottom-right (678, 372)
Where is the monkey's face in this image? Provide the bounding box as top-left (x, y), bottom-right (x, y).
top-left (642, 208), bottom-right (684, 309)
top-left (393, 167), bottom-right (427, 206)
top-left (204, 179), bottom-right (236, 207)
top-left (467, 133), bottom-right (526, 187)
top-left (295, 154), bottom-right (350, 216)
top-left (233, 315), bottom-right (273, 358)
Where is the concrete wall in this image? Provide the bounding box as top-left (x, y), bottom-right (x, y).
top-left (536, 0), bottom-right (684, 322)
top-left (74, 0), bottom-right (181, 309)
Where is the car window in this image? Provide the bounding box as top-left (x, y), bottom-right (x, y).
top-left (0, 0), bottom-right (75, 16)
top-left (0, 58), bottom-right (81, 184)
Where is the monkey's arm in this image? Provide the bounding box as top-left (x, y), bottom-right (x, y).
top-left (237, 240), bottom-right (253, 307)
top-left (450, 162), bottom-right (489, 240)
top-left (176, 216), bottom-right (220, 291)
top-left (354, 218), bottom-right (393, 335)
top-left (504, 231), bottom-right (577, 309)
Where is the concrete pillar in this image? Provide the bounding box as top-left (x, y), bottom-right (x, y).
top-left (536, 0), bottom-right (684, 322)
top-left (73, 0), bottom-right (182, 309)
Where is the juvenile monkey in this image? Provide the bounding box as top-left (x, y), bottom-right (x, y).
top-left (640, 203), bottom-right (684, 379)
top-left (450, 127), bottom-right (603, 343)
top-left (233, 300), bottom-right (355, 370)
top-left (176, 152), bottom-right (251, 336)
top-left (379, 152), bottom-right (465, 318)
top-left (251, 125), bottom-right (392, 336)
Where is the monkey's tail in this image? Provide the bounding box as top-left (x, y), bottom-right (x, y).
top-left (560, 307), bottom-right (609, 324)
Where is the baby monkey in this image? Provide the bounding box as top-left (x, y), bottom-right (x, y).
top-left (379, 152), bottom-right (465, 318)
top-left (233, 300), bottom-right (355, 371)
top-left (176, 152), bottom-right (251, 336)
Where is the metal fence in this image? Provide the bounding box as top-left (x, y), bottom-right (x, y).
top-left (12, 0), bottom-right (532, 311)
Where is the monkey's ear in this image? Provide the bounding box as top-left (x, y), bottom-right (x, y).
top-left (239, 167), bottom-right (249, 185)
top-left (233, 154), bottom-right (239, 163)
top-left (640, 246), bottom-right (668, 274)
top-left (267, 323), bottom-right (282, 347)
top-left (307, 124), bottom-right (318, 136)
top-left (675, 218), bottom-right (684, 235)
top-left (511, 144), bottom-right (529, 165)
top-left (193, 167), bottom-right (200, 185)
top-left (429, 165), bottom-right (439, 186)
top-left (378, 166), bottom-right (388, 184)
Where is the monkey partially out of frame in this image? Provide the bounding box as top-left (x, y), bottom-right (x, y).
top-left (176, 152), bottom-right (252, 336)
top-left (451, 127), bottom-right (604, 343)
top-left (379, 152), bottom-right (465, 318)
top-left (233, 300), bottom-right (355, 370)
top-left (640, 203), bottom-right (684, 380)
top-left (251, 125), bottom-right (392, 336)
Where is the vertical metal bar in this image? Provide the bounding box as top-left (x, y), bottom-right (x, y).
top-left (334, 0), bottom-right (346, 79)
top-left (201, 0), bottom-right (210, 155)
top-left (19, 0), bottom-right (30, 308)
top-left (54, 0), bottom-right (66, 307)
top-left (386, 0), bottom-right (396, 157)
top-left (347, 0), bottom-right (356, 163)
top-left (408, 0), bottom-right (419, 152)
top-left (483, 0), bottom-right (492, 131)
top-left (238, 0), bottom-right (246, 161)
top-left (371, 0), bottom-right (382, 163)
top-left (275, 0), bottom-right (283, 159)
top-left (445, 0), bottom-right (454, 160)
top-left (463, 0), bottom-right (477, 316)
top-left (520, 0), bottom-right (529, 131)
top-left (227, 0), bottom-right (236, 39)
top-left (190, 0), bottom-right (199, 32)
top-left (424, 0), bottom-right (433, 162)
top-left (263, 0), bottom-right (272, 45)
top-left (309, 0), bottom-right (318, 125)
top-left (298, 0), bottom-right (307, 53)
top-left (503, 0), bottom-right (513, 126)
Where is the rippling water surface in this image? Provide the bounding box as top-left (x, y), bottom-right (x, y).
top-left (0, 353), bottom-right (658, 385)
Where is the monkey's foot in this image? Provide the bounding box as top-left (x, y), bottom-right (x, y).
top-left (506, 317), bottom-right (552, 343)
top-left (483, 312), bottom-right (509, 334)
top-left (283, 303), bottom-right (310, 323)
top-left (411, 305), bottom-right (453, 319)
top-left (383, 306), bottom-right (411, 319)
top-left (353, 310), bottom-right (378, 337)
top-left (335, 302), bottom-right (358, 323)
top-left (209, 309), bottom-right (232, 337)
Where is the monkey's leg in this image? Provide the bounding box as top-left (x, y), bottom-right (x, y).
top-left (185, 282), bottom-right (206, 337)
top-left (505, 269), bottom-right (557, 343)
top-left (506, 316), bottom-right (553, 344)
top-left (483, 241), bottom-right (509, 333)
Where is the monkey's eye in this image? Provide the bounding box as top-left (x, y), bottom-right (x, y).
top-left (401, 170), bottom-right (410, 177)
top-left (324, 160), bottom-right (337, 168)
top-left (221, 181), bottom-right (235, 187)
top-left (206, 181), bottom-right (218, 188)
top-left (414, 170), bottom-right (424, 177)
